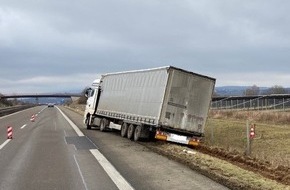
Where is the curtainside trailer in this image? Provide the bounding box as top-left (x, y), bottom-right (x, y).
top-left (84, 66), bottom-right (215, 146)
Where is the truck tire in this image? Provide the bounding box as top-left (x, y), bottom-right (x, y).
top-left (121, 123), bottom-right (128, 138)
top-left (133, 125), bottom-right (142, 141)
top-left (100, 119), bottom-right (108, 132)
top-left (85, 115), bottom-right (91, 130)
top-left (127, 124), bottom-right (135, 139)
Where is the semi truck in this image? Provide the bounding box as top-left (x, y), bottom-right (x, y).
top-left (84, 66), bottom-right (215, 146)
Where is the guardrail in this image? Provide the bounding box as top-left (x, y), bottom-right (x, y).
top-left (0, 105), bottom-right (34, 117)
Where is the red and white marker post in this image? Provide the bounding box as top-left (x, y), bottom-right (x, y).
top-left (30, 114), bottom-right (35, 122)
top-left (7, 126), bottom-right (13, 139)
top-left (246, 122), bottom-right (256, 156)
top-left (250, 124), bottom-right (256, 139)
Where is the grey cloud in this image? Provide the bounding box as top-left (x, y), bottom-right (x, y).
top-left (1, 0), bottom-right (290, 93)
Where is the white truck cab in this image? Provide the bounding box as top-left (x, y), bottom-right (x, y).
top-left (84, 79), bottom-right (101, 129)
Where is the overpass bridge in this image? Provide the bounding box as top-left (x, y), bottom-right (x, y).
top-left (0, 93), bottom-right (83, 104)
top-left (0, 93), bottom-right (82, 99)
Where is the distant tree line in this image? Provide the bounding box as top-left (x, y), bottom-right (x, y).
top-left (243, 85), bottom-right (260, 96)
top-left (0, 93), bottom-right (28, 107)
top-left (77, 88), bottom-right (89, 104)
top-left (213, 85), bottom-right (289, 97)
top-left (0, 93), bottom-right (13, 106)
top-left (243, 85), bottom-right (288, 96)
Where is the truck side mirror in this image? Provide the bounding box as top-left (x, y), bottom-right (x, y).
top-left (85, 88), bottom-right (92, 98)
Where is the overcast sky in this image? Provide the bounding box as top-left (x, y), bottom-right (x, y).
top-left (1, 0), bottom-right (290, 94)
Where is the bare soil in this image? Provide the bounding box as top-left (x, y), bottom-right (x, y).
top-left (142, 142), bottom-right (290, 190)
top-left (198, 145), bottom-right (290, 185)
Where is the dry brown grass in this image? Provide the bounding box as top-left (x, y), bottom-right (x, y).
top-left (206, 110), bottom-right (290, 167)
top-left (209, 109), bottom-right (290, 125)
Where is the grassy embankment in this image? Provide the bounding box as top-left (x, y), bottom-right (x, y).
top-left (205, 110), bottom-right (290, 167)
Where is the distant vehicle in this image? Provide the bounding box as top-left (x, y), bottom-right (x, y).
top-left (84, 66), bottom-right (215, 146)
top-left (48, 103), bottom-right (54, 107)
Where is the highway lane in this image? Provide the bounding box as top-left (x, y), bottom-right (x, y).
top-left (0, 106), bottom-right (119, 190)
top-left (0, 106), bottom-right (228, 190)
top-left (59, 107), bottom-right (229, 190)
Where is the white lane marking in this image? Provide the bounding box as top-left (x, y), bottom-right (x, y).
top-left (90, 149), bottom-right (135, 190)
top-left (0, 139), bottom-right (12, 150)
top-left (39, 107), bottom-right (46, 114)
top-left (74, 155), bottom-right (89, 190)
top-left (21, 124), bottom-right (27, 129)
top-left (58, 106), bottom-right (133, 190)
top-left (86, 136), bottom-right (98, 149)
top-left (56, 106), bottom-right (84, 136)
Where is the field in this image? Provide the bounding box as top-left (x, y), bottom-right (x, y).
top-left (200, 110), bottom-right (290, 187)
top-left (206, 110), bottom-right (290, 167)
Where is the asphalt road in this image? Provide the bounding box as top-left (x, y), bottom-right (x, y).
top-left (0, 106), bottom-right (228, 190)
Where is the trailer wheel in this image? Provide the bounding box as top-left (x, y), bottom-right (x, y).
top-left (134, 125), bottom-right (142, 141)
top-left (121, 123), bottom-right (128, 138)
top-left (85, 115), bottom-right (91, 130)
top-left (100, 119), bottom-right (108, 132)
top-left (127, 124), bottom-right (135, 139)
